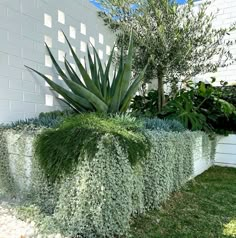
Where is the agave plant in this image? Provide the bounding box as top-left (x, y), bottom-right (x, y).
top-left (26, 32), bottom-right (148, 113)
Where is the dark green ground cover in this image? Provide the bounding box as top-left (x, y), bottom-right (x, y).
top-left (130, 166), bottom-right (236, 238)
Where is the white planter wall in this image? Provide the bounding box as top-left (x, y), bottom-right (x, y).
top-left (0, 0), bottom-right (115, 123)
top-left (2, 131), bottom-right (214, 196)
top-left (192, 134), bottom-right (214, 177)
top-left (214, 134), bottom-right (236, 168)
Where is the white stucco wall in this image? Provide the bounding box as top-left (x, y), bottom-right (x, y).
top-left (0, 0), bottom-right (115, 123)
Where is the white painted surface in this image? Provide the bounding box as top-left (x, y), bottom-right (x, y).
top-left (214, 134), bottom-right (236, 167)
top-left (193, 158), bottom-right (213, 177)
top-left (0, 0), bottom-right (115, 123)
top-left (5, 130), bottom-right (35, 193)
top-left (192, 134), bottom-right (214, 177)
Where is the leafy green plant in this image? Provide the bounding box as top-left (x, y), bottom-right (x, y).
top-left (26, 33), bottom-right (148, 114)
top-left (196, 83), bottom-right (236, 134)
top-left (162, 90), bottom-right (208, 131)
top-left (131, 90), bottom-right (160, 116)
top-left (131, 79), bottom-right (236, 133)
top-left (35, 113), bottom-right (150, 181)
top-left (220, 85), bottom-right (236, 106)
top-left (109, 113), bottom-right (143, 130)
top-left (162, 80), bottom-right (236, 132)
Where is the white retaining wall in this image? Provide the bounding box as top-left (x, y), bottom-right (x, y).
top-left (2, 131), bottom-right (214, 195)
top-left (192, 134), bottom-right (214, 177)
top-left (0, 0), bottom-right (115, 123)
top-left (215, 134), bottom-right (236, 167)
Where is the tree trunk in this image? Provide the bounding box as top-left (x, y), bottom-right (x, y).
top-left (157, 74), bottom-right (164, 113)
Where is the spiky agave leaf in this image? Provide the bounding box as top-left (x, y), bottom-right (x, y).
top-left (120, 64), bottom-right (149, 112)
top-left (62, 32), bottom-right (104, 100)
top-left (26, 32), bottom-right (149, 114)
top-left (87, 46), bottom-right (101, 91)
top-left (25, 67), bottom-right (92, 109)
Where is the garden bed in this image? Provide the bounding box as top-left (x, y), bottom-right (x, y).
top-left (0, 127), bottom-right (215, 237)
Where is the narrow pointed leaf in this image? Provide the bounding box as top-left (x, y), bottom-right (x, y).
top-left (63, 32), bottom-right (103, 100)
top-left (120, 64), bottom-right (148, 112)
top-left (92, 45), bottom-right (107, 98)
top-left (111, 44), bottom-right (124, 96)
top-left (64, 59), bottom-right (85, 87)
top-left (109, 69), bottom-right (125, 112)
top-left (25, 66), bottom-right (93, 110)
top-left (45, 44), bottom-right (68, 80)
top-left (87, 45), bottom-right (101, 92)
top-left (105, 45), bottom-right (115, 99)
top-left (57, 98), bottom-right (83, 113)
top-left (119, 32), bottom-right (134, 101)
top-left (109, 37), bottom-right (133, 112)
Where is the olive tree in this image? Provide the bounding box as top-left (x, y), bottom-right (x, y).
top-left (95, 0), bottom-right (236, 112)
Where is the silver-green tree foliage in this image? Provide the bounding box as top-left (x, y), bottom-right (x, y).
top-left (26, 33), bottom-right (148, 113)
top-left (96, 0), bottom-right (236, 112)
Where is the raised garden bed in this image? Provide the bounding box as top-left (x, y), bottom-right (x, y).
top-left (0, 128), bottom-right (215, 237)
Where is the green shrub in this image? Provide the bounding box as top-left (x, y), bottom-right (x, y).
top-left (220, 85), bottom-right (236, 106)
top-left (212, 85), bottom-right (236, 133)
top-left (35, 113), bottom-right (150, 181)
top-left (131, 90), bottom-right (160, 116)
top-left (131, 80), bottom-right (236, 133)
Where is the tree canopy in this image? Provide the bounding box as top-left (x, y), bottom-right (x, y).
top-left (96, 0), bottom-right (236, 111)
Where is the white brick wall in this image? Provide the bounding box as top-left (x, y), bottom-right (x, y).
top-left (195, 0), bottom-right (236, 85)
top-left (1, 0), bottom-right (236, 123)
top-left (0, 0), bottom-right (115, 123)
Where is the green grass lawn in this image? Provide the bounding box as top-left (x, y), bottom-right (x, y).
top-left (130, 166), bottom-right (236, 238)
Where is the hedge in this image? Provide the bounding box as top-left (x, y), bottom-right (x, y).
top-left (0, 126), bottom-right (215, 237)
